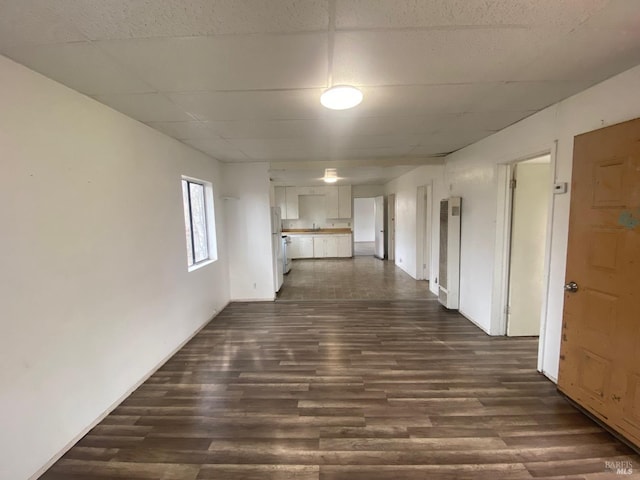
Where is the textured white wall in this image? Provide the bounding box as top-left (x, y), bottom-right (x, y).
top-left (442, 64), bottom-right (640, 381)
top-left (384, 165), bottom-right (445, 293)
top-left (0, 56), bottom-right (230, 480)
top-left (222, 162), bottom-right (275, 301)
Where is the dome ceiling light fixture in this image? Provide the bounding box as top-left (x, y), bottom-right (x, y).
top-left (320, 5), bottom-right (363, 110)
top-left (323, 168), bottom-right (338, 183)
top-left (321, 85), bottom-right (363, 110)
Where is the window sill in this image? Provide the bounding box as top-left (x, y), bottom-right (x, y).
top-left (188, 258), bottom-right (216, 272)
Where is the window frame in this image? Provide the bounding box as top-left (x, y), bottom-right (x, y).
top-left (181, 176), bottom-right (217, 271)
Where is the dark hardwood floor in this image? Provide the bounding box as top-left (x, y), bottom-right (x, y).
top-left (41, 300), bottom-right (639, 479)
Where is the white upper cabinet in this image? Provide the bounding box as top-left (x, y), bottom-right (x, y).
top-left (277, 184), bottom-right (350, 220)
top-left (338, 185), bottom-right (352, 219)
top-left (282, 186), bottom-right (299, 219)
top-left (326, 187), bottom-right (340, 218)
top-left (326, 185), bottom-right (352, 219)
top-left (297, 186), bottom-right (326, 195)
top-left (274, 186), bottom-right (286, 217)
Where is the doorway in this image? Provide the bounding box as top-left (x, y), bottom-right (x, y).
top-left (374, 196), bottom-right (385, 259)
top-left (353, 197), bottom-right (376, 256)
top-left (506, 155), bottom-right (551, 336)
top-left (387, 194), bottom-right (396, 262)
top-left (416, 184), bottom-right (432, 281)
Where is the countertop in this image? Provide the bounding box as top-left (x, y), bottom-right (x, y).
top-left (283, 228), bottom-right (352, 235)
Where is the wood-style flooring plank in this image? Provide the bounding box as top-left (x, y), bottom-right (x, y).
top-left (40, 299), bottom-right (639, 479)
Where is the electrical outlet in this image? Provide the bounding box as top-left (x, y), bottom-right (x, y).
top-left (399, 258), bottom-right (402, 263)
top-left (253, 282), bottom-right (257, 289)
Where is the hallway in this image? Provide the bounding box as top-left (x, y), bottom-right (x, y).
top-left (278, 257), bottom-right (433, 301)
top-left (41, 300), bottom-right (638, 479)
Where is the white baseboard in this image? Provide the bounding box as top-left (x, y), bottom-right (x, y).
top-left (29, 303), bottom-right (228, 480)
top-left (231, 297), bottom-right (275, 302)
top-left (541, 370), bottom-right (558, 384)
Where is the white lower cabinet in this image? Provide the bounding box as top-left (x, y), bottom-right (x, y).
top-left (289, 236), bottom-right (313, 258)
top-left (289, 234), bottom-right (352, 259)
top-left (313, 237), bottom-right (339, 258)
top-left (337, 235), bottom-right (352, 257)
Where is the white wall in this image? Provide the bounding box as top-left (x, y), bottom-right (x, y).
top-left (222, 162), bottom-right (275, 301)
top-left (353, 198), bottom-right (376, 242)
top-left (353, 184), bottom-right (385, 198)
top-left (442, 64), bottom-right (640, 381)
top-left (384, 165), bottom-right (446, 293)
top-left (0, 56), bottom-right (230, 480)
top-left (284, 194), bottom-right (351, 230)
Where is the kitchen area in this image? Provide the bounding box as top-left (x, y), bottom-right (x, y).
top-left (272, 184), bottom-right (353, 293)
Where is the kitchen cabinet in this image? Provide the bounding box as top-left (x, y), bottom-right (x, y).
top-left (285, 187), bottom-right (299, 219)
top-left (297, 186), bottom-right (326, 195)
top-left (326, 187), bottom-right (339, 218)
top-left (338, 185), bottom-right (352, 219)
top-left (313, 236), bottom-right (339, 258)
top-left (326, 185), bottom-right (352, 219)
top-left (289, 234), bottom-right (352, 258)
top-left (337, 235), bottom-right (352, 257)
top-left (274, 187), bottom-right (286, 218)
top-left (289, 236), bottom-right (313, 258)
top-left (275, 186), bottom-right (300, 220)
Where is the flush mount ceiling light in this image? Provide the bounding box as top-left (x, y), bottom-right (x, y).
top-left (320, 85), bottom-right (363, 110)
top-left (320, 9), bottom-right (363, 111)
top-left (323, 168), bottom-right (338, 183)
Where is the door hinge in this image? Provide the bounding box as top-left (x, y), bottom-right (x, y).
top-left (510, 179), bottom-right (517, 189)
top-left (505, 305), bottom-right (510, 314)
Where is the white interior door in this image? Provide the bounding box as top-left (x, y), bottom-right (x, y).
top-left (507, 158), bottom-right (551, 336)
top-left (374, 196), bottom-right (384, 259)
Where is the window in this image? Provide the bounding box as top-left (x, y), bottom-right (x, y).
top-left (181, 177), bottom-right (217, 269)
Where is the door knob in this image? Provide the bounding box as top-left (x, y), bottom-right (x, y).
top-left (564, 281), bottom-right (579, 293)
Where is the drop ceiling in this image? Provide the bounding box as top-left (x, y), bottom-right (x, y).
top-left (1, 0), bottom-right (640, 185)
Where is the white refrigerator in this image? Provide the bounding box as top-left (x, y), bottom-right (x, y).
top-left (271, 207), bottom-right (284, 292)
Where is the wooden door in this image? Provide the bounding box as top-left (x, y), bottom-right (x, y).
top-left (558, 117), bottom-right (640, 448)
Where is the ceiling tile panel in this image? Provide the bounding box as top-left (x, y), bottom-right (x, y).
top-left (323, 115), bottom-right (436, 137)
top-left (1, 43), bottom-right (155, 95)
top-left (335, 0), bottom-right (608, 29)
top-left (430, 111), bottom-right (537, 133)
top-left (52, 0), bottom-right (328, 40)
top-left (329, 134), bottom-right (424, 150)
top-left (511, 26), bottom-right (640, 83)
top-left (329, 145), bottom-right (418, 158)
top-left (205, 119), bottom-right (326, 139)
top-left (145, 121), bottom-right (217, 139)
top-left (183, 137), bottom-right (250, 162)
top-left (469, 81), bottom-right (597, 112)
top-left (0, 0), bottom-right (86, 47)
top-left (336, 84), bottom-right (497, 117)
top-left (411, 131), bottom-right (493, 155)
top-left (582, 1), bottom-right (640, 30)
top-left (169, 90), bottom-right (324, 121)
top-left (99, 34), bottom-right (327, 91)
top-left (92, 93), bottom-right (194, 122)
top-left (242, 147), bottom-right (330, 161)
top-left (332, 29), bottom-right (563, 86)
